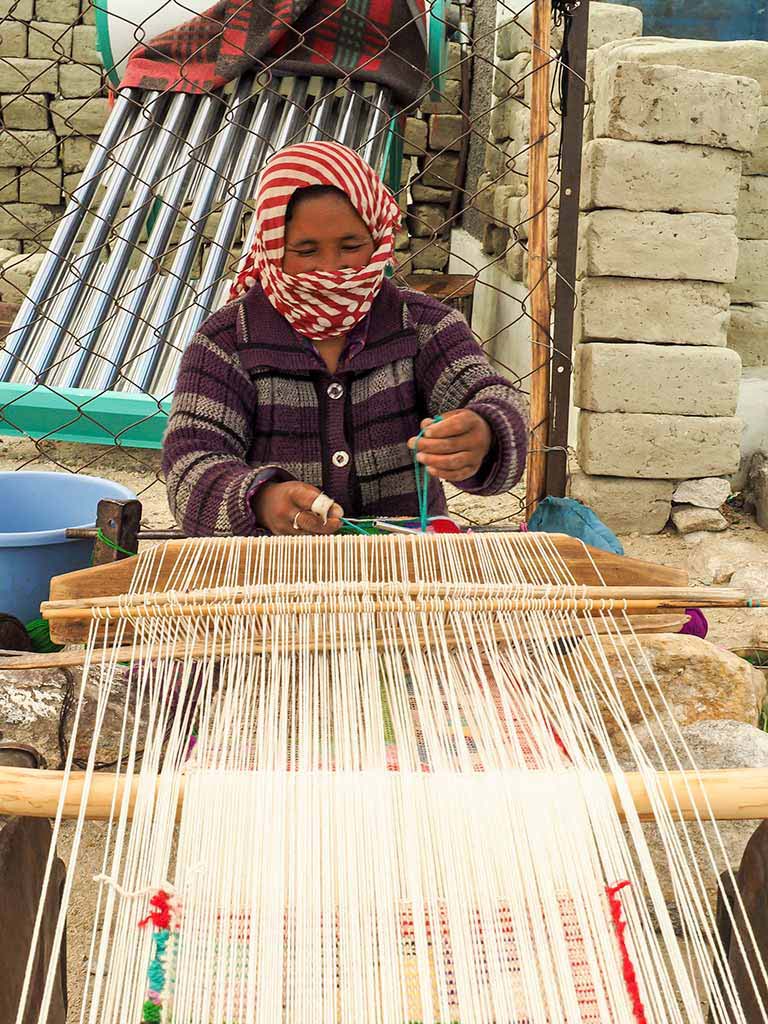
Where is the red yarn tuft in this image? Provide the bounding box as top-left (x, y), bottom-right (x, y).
top-left (138, 890), bottom-right (172, 930)
top-left (606, 880), bottom-right (648, 1024)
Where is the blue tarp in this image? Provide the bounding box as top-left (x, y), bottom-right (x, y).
top-left (629, 0), bottom-right (766, 41)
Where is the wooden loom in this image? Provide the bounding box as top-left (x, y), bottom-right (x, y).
top-left (1, 531), bottom-right (766, 823)
top-left (4, 531), bottom-right (768, 1024)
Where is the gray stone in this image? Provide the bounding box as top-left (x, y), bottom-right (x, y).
top-left (497, 10), bottom-right (563, 60)
top-left (420, 152), bottom-right (459, 189)
top-left (0, 57), bottom-right (58, 94)
top-left (580, 210), bottom-right (738, 283)
top-left (594, 37), bottom-right (768, 100)
top-left (687, 534), bottom-right (768, 584)
top-left (0, 0), bottom-right (32, 16)
top-left (593, 61), bottom-right (761, 153)
top-left (504, 240), bottom-right (523, 280)
top-left (410, 184), bottom-right (451, 204)
top-left (729, 304), bottom-right (768, 367)
top-left (575, 343), bottom-right (741, 416)
top-left (746, 451), bottom-right (768, 530)
top-left (671, 504), bottom-right (728, 534)
top-left (481, 223), bottom-right (508, 257)
top-left (19, 167), bottom-right (62, 205)
top-left (403, 117), bottom-right (427, 156)
top-left (36, 0), bottom-right (79, 19)
top-left (732, 240), bottom-right (768, 303)
top-left (567, 471), bottom-right (673, 534)
top-left (419, 79), bottom-right (461, 115)
top-left (744, 107), bottom-right (768, 176)
top-left (0, 19), bottom-right (27, 57)
top-left (444, 41), bottom-right (462, 81)
top-left (728, 566), bottom-right (768, 594)
top-left (409, 242), bottom-right (449, 271)
top-left (0, 93), bottom-right (49, 131)
top-left (0, 169), bottom-right (18, 203)
top-left (61, 135), bottom-right (93, 172)
top-left (0, 129), bottom-right (58, 168)
top-left (408, 204), bottom-right (448, 238)
top-left (72, 24), bottom-right (99, 65)
top-left (394, 227), bottom-right (410, 252)
top-left (492, 55), bottom-right (530, 100)
top-left (577, 277), bottom-right (730, 346)
top-left (58, 61), bottom-right (102, 98)
top-left (577, 412), bottom-right (742, 479)
top-left (50, 97), bottom-right (110, 136)
top-left (587, 3), bottom-right (643, 48)
top-left (490, 95), bottom-right (527, 142)
top-left (737, 176), bottom-right (768, 240)
top-left (0, 204), bottom-right (57, 241)
top-left (582, 139), bottom-right (741, 214)
top-left (28, 21), bottom-right (72, 60)
top-left (672, 477), bottom-right (731, 509)
top-left (428, 113), bottom-right (464, 152)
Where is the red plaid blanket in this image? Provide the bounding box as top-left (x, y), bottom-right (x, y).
top-left (121, 0), bottom-right (430, 108)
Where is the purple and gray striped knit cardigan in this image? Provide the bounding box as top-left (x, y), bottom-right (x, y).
top-left (162, 279), bottom-right (529, 535)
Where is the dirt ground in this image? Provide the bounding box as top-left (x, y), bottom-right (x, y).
top-left (3, 435), bottom-right (768, 1016)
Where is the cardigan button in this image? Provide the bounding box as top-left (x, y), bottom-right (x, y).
top-left (327, 382), bottom-right (344, 400)
top-left (332, 450), bottom-right (350, 468)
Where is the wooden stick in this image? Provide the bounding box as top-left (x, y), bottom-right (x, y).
top-left (0, 614), bottom-right (690, 670)
top-left (525, 0), bottom-right (553, 517)
top-left (2, 765), bottom-right (766, 823)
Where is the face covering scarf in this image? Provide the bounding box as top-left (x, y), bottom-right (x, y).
top-left (229, 141), bottom-right (402, 343)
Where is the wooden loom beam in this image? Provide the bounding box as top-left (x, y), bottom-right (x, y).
top-left (1, 765), bottom-right (767, 823)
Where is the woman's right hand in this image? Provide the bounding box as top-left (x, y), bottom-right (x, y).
top-left (252, 481), bottom-right (343, 535)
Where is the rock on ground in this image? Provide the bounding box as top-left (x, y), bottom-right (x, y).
top-left (671, 505), bottom-right (728, 535)
top-left (672, 478), bottom-right (731, 509)
top-left (745, 451), bottom-right (768, 530)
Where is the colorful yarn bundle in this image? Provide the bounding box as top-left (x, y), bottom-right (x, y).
top-left (139, 890), bottom-right (181, 1023)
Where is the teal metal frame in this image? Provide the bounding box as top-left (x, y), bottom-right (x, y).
top-left (0, 0), bottom-right (447, 452)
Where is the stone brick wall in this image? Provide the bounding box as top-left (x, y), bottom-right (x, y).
top-left (0, 0), bottom-right (103, 296)
top-left (571, 38), bottom-right (768, 534)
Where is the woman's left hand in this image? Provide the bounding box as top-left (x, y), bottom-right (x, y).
top-left (408, 409), bottom-right (493, 482)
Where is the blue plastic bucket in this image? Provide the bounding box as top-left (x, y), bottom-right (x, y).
top-left (0, 471), bottom-right (136, 624)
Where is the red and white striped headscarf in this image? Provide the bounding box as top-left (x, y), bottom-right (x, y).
top-left (229, 141), bottom-right (401, 343)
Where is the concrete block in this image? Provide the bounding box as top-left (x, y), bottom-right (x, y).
top-left (728, 304), bottom-right (768, 367)
top-left (577, 411), bottom-right (742, 479)
top-left (0, 57), bottom-right (58, 94)
top-left (0, 0), bottom-right (32, 16)
top-left (574, 343), bottom-right (741, 416)
top-left (72, 25), bottom-right (99, 65)
top-left (403, 117), bottom-right (427, 156)
top-left (420, 152), bottom-right (459, 189)
top-left (577, 277), bottom-right (730, 346)
top-left (0, 168), bottom-right (18, 202)
top-left (484, 139), bottom-right (505, 177)
top-left (445, 42), bottom-right (462, 81)
top-left (28, 21), bottom-right (72, 60)
top-left (0, 129), bottom-right (58, 167)
top-left (0, 203), bottom-right (58, 241)
top-left (394, 227), bottom-right (410, 252)
top-left (587, 3), bottom-right (643, 49)
top-left (732, 240), bottom-right (768, 303)
top-left (50, 97), bottom-right (109, 136)
top-left (81, 0), bottom-right (96, 25)
top-left (36, 0), bottom-right (79, 19)
top-left (593, 62), bottom-right (761, 153)
top-left (737, 176), bottom-right (768, 240)
top-left (594, 38), bottom-right (768, 101)
top-left (419, 79), bottom-right (461, 115)
top-left (409, 241), bottom-right (449, 271)
top-left (19, 166), bottom-right (62, 205)
top-left (0, 19), bottom-right (27, 57)
top-left (481, 224), bottom-right (508, 257)
top-left (0, 251), bottom-right (46, 301)
top-left (671, 505), bottom-right (727, 534)
top-left (497, 10), bottom-right (562, 60)
top-left (58, 62), bottom-right (102, 98)
top-left (408, 204), bottom-right (448, 238)
top-left (493, 55), bottom-right (530, 100)
top-left (0, 93), bottom-right (49, 131)
top-left (744, 108), bottom-right (768, 176)
top-left (61, 135), bottom-right (93, 171)
top-left (428, 114), bottom-right (464, 152)
top-left (582, 139), bottom-right (740, 215)
top-left (580, 210), bottom-right (738, 283)
top-left (504, 239), bottom-right (524, 280)
top-left (568, 471), bottom-right (672, 534)
top-left (410, 184), bottom-right (451, 204)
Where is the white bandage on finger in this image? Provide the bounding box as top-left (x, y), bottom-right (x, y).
top-left (310, 493), bottom-right (337, 525)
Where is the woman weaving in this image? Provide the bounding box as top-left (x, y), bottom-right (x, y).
top-left (163, 141), bottom-right (528, 535)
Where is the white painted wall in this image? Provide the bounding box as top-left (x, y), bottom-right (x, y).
top-left (734, 369), bottom-right (768, 490)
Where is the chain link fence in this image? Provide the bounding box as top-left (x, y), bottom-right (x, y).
top-left (0, 0), bottom-right (586, 530)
